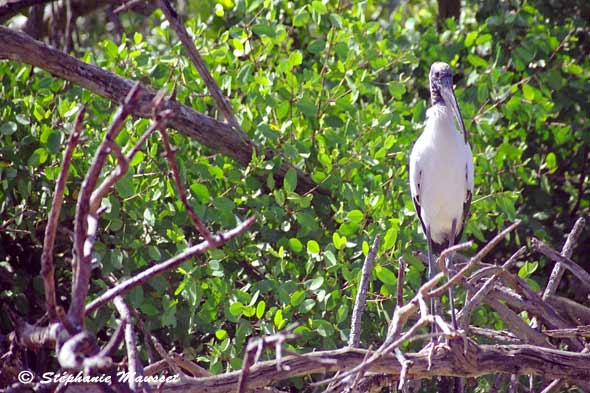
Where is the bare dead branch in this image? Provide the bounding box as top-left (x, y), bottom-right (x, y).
top-left (497, 271), bottom-right (581, 344)
top-left (396, 256), bottom-right (406, 310)
top-left (543, 326), bottom-right (590, 339)
top-left (41, 106), bottom-right (85, 321)
top-left (540, 379), bottom-right (566, 393)
top-left (542, 218), bottom-right (585, 299)
top-left (113, 296), bottom-right (147, 392)
top-left (157, 0), bottom-right (242, 134)
top-left (534, 237), bottom-right (590, 291)
top-left (349, 235), bottom-right (381, 348)
top-left (67, 82), bottom-right (141, 331)
top-left (158, 126), bottom-right (214, 242)
top-left (113, 0), bottom-right (147, 14)
top-left (483, 296), bottom-right (549, 346)
top-left (98, 316), bottom-right (126, 358)
top-left (457, 246), bottom-right (527, 329)
top-left (237, 324), bottom-right (298, 393)
top-left (89, 108), bottom-right (170, 213)
top-left (545, 296), bottom-right (590, 325)
top-left (467, 326), bottom-right (521, 343)
top-left (168, 339), bottom-right (590, 393)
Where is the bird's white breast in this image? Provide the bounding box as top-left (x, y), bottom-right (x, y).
top-left (409, 105), bottom-right (473, 245)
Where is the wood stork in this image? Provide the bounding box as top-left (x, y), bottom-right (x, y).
top-left (409, 62), bottom-right (474, 328)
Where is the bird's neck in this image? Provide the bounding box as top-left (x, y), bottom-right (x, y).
top-left (425, 104), bottom-right (457, 137)
top-left (430, 85), bottom-right (444, 105)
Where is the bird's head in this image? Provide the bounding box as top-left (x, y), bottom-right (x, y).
top-left (429, 62), bottom-right (468, 141)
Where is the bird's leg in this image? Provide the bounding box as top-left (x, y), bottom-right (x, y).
top-left (447, 219), bottom-right (458, 330)
top-left (426, 226), bottom-right (438, 330)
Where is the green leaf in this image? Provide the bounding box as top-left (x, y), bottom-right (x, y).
top-left (465, 31), bottom-right (478, 47)
top-left (143, 208), bottom-right (155, 226)
top-left (291, 290), bottom-right (306, 306)
top-left (283, 167), bottom-right (297, 193)
top-left (129, 150), bottom-right (145, 167)
top-left (388, 82), bottom-right (406, 99)
top-left (147, 246), bottom-right (161, 260)
top-left (518, 261), bottom-right (538, 279)
top-left (230, 302), bottom-right (244, 317)
top-left (293, 8), bottom-right (310, 27)
top-left (215, 329), bottom-right (228, 340)
top-left (256, 300), bottom-right (266, 319)
top-left (299, 298), bottom-right (315, 312)
top-left (347, 210), bottom-right (364, 224)
top-left (308, 39), bottom-right (326, 53)
top-left (190, 183), bottom-right (211, 203)
top-left (304, 276), bottom-right (324, 291)
top-left (522, 83), bottom-right (535, 101)
top-left (324, 250), bottom-right (337, 266)
top-left (252, 23), bottom-right (275, 37)
top-left (545, 152), bottom-right (557, 174)
top-left (288, 51), bottom-right (302, 67)
top-left (289, 238), bottom-right (303, 253)
top-left (307, 240), bottom-right (320, 254)
top-left (310, 319), bottom-right (334, 337)
top-left (28, 147), bottom-right (48, 167)
top-left (0, 121), bottom-right (17, 136)
top-left (467, 54), bottom-right (488, 67)
top-left (383, 226), bottom-right (398, 251)
top-left (274, 309), bottom-right (286, 329)
top-left (243, 305), bottom-right (256, 317)
top-left (375, 265), bottom-right (397, 286)
top-left (333, 232), bottom-right (346, 250)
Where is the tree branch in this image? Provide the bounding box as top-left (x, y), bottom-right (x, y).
top-left (348, 235), bottom-right (381, 348)
top-left (41, 106), bottom-right (85, 321)
top-left (157, 0), bottom-right (242, 134)
top-left (67, 83), bottom-right (141, 331)
top-left (162, 341), bottom-right (590, 393)
top-left (0, 26), bottom-right (323, 195)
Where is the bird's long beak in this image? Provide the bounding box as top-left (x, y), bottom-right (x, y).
top-left (440, 81), bottom-right (468, 143)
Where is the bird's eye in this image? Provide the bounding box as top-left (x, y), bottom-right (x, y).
top-left (434, 71), bottom-right (440, 78)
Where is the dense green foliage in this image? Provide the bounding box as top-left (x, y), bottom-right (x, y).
top-left (1, 0), bottom-right (589, 390)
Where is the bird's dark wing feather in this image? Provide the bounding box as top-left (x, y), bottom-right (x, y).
top-left (411, 168), bottom-right (428, 237)
top-left (412, 195), bottom-right (428, 238)
top-left (455, 189), bottom-right (472, 244)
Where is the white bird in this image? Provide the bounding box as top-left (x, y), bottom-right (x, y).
top-left (409, 62), bottom-right (474, 328)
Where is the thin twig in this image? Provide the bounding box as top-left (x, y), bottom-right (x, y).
top-left (158, 126), bottom-right (214, 242)
top-left (396, 256), bottom-right (406, 310)
top-left (41, 106), bottom-right (85, 321)
top-left (543, 326), bottom-right (590, 339)
top-left (348, 235), bottom-right (381, 348)
top-left (540, 379), bottom-right (566, 393)
top-left (157, 0), bottom-right (242, 133)
top-left (113, 296), bottom-right (149, 392)
top-left (538, 218), bottom-right (586, 300)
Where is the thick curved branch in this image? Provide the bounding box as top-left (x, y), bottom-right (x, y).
top-left (41, 106), bottom-right (85, 321)
top-left (0, 26), bottom-right (322, 195)
top-left (151, 341), bottom-right (590, 393)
